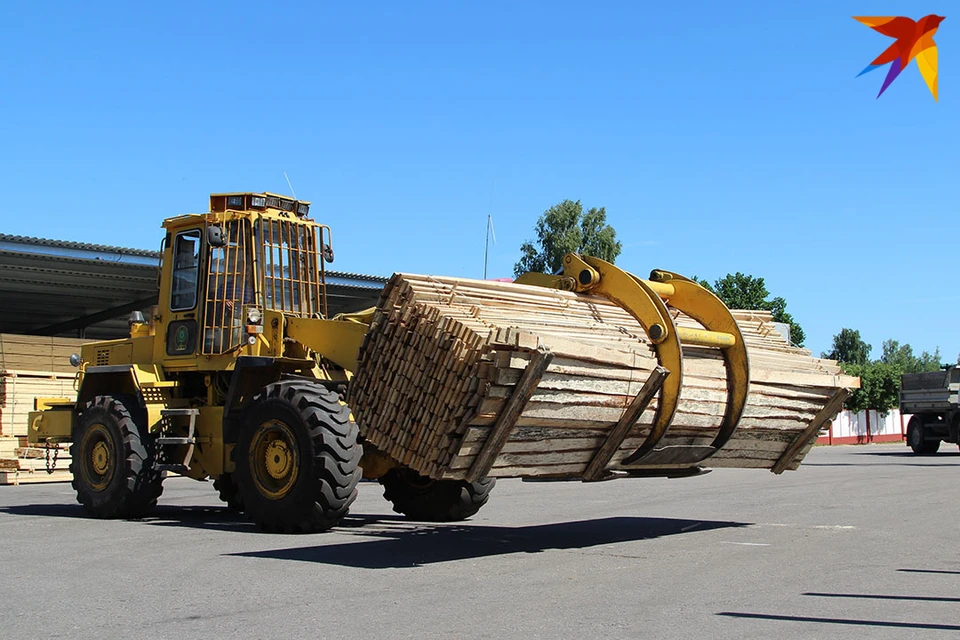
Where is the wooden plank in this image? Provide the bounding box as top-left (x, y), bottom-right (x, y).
top-left (771, 388), bottom-right (850, 474)
top-left (348, 273), bottom-right (856, 479)
top-left (583, 366), bottom-right (667, 481)
top-left (0, 469), bottom-right (73, 485)
top-left (465, 349), bottom-right (554, 482)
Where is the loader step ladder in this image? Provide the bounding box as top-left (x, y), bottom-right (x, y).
top-left (156, 408), bottom-right (199, 474)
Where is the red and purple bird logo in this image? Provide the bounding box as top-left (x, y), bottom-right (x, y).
top-left (854, 15), bottom-right (944, 100)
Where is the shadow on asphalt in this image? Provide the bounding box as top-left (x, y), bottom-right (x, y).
top-left (803, 448), bottom-right (960, 467)
top-left (803, 591), bottom-right (960, 603)
top-left (854, 450), bottom-right (960, 457)
top-left (716, 612), bottom-right (960, 632)
top-left (227, 516), bottom-right (749, 568)
top-left (0, 502), bottom-right (256, 530)
top-left (803, 462), bottom-right (958, 468)
top-left (0, 502), bottom-right (410, 533)
top-left (718, 568), bottom-right (960, 631)
top-left (897, 568), bottom-right (960, 575)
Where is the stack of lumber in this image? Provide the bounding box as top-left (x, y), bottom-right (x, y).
top-left (0, 333), bottom-right (87, 375)
top-left (0, 443), bottom-right (72, 485)
top-left (350, 274), bottom-right (857, 481)
top-left (0, 334), bottom-right (83, 485)
top-left (0, 334), bottom-right (84, 438)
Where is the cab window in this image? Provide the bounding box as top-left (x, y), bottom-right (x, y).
top-left (170, 230), bottom-right (202, 311)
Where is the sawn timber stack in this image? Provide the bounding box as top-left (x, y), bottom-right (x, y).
top-left (350, 273), bottom-right (857, 481)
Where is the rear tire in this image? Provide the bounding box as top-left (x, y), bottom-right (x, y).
top-left (71, 394), bottom-right (163, 518)
top-left (380, 468), bottom-right (495, 522)
top-left (908, 416), bottom-right (941, 454)
top-left (233, 381), bottom-right (361, 533)
top-left (213, 473), bottom-right (243, 512)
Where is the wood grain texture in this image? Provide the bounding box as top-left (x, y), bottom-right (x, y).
top-left (348, 274), bottom-right (857, 481)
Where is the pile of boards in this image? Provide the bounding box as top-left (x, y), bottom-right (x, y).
top-left (0, 334), bottom-right (83, 485)
top-left (349, 274), bottom-right (858, 481)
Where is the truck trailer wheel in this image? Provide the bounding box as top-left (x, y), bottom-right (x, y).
top-left (380, 468), bottom-right (495, 522)
top-left (907, 416), bottom-right (941, 454)
top-left (213, 473), bottom-right (243, 512)
top-left (233, 381), bottom-right (361, 533)
top-left (71, 394), bottom-right (163, 518)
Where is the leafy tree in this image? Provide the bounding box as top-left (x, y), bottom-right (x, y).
top-left (514, 200), bottom-right (622, 277)
top-left (822, 328), bottom-right (871, 366)
top-left (697, 272), bottom-right (805, 347)
top-left (830, 333), bottom-right (943, 414)
top-left (842, 362), bottom-right (901, 415)
top-left (880, 340), bottom-right (941, 373)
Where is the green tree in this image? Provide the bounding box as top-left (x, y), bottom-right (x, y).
top-left (880, 340), bottom-right (941, 373)
top-left (822, 328), bottom-right (871, 366)
top-left (514, 200), bottom-right (622, 277)
top-left (831, 333), bottom-right (943, 414)
top-left (842, 362), bottom-right (901, 415)
top-left (698, 272), bottom-right (805, 347)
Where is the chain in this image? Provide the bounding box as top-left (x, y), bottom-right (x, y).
top-left (44, 440), bottom-right (59, 474)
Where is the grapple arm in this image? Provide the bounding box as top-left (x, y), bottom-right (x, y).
top-left (516, 254), bottom-right (750, 470)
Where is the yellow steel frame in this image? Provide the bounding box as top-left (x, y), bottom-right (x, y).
top-left (516, 253), bottom-right (750, 466)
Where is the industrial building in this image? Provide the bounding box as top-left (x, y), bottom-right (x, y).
top-left (0, 234), bottom-right (388, 340)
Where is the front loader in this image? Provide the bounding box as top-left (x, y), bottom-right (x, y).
top-left (27, 192), bottom-right (815, 533)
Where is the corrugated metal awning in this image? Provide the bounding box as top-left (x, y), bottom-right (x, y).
top-left (0, 235), bottom-right (387, 339)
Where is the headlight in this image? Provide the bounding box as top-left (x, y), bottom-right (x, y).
top-left (251, 196), bottom-right (266, 208)
top-left (297, 203), bottom-right (309, 216)
top-left (246, 307), bottom-right (262, 324)
top-left (227, 195), bottom-right (244, 207)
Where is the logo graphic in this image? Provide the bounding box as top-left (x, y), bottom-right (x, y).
top-left (854, 15), bottom-right (945, 100)
top-left (175, 325), bottom-right (189, 352)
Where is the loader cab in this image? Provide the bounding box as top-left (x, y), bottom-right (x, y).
top-left (153, 192), bottom-right (334, 369)
top-left (156, 222), bottom-right (207, 366)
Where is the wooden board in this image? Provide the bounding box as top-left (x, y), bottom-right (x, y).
top-left (348, 274), bottom-right (857, 481)
top-left (0, 371), bottom-right (78, 437)
top-left (0, 469), bottom-right (73, 486)
top-left (0, 334), bottom-right (88, 375)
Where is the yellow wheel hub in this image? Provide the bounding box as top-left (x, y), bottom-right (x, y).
top-left (91, 441), bottom-right (111, 475)
top-left (249, 420), bottom-right (300, 500)
top-left (80, 423), bottom-right (115, 492)
top-left (265, 440), bottom-right (293, 480)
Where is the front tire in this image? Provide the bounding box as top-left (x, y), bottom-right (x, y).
top-left (70, 394), bottom-right (163, 518)
top-left (233, 381), bottom-right (361, 533)
top-left (908, 416), bottom-right (941, 454)
top-left (380, 468), bottom-right (495, 522)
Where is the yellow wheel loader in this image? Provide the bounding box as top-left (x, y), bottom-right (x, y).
top-left (26, 192), bottom-right (825, 533)
top-left (30, 193), bottom-right (505, 532)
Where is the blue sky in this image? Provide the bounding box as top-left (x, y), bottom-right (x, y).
top-left (0, 1), bottom-right (956, 361)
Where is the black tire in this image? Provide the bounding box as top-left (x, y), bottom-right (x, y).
top-left (233, 381), bottom-right (361, 533)
top-left (70, 394), bottom-right (163, 518)
top-left (907, 416), bottom-right (941, 454)
top-left (213, 473), bottom-right (243, 512)
top-left (380, 468), bottom-right (495, 522)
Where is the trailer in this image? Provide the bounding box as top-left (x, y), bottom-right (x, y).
top-left (901, 367), bottom-right (960, 454)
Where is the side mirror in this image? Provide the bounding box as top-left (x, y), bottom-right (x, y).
top-left (207, 225), bottom-right (226, 248)
top-left (322, 244), bottom-right (335, 263)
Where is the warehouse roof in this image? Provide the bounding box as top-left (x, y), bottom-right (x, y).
top-left (0, 234), bottom-right (388, 339)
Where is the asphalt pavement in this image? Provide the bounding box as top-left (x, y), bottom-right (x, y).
top-left (1, 442), bottom-right (958, 640)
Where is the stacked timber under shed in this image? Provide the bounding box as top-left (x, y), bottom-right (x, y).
top-left (0, 334), bottom-right (80, 484)
top-left (350, 274), bottom-right (858, 481)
